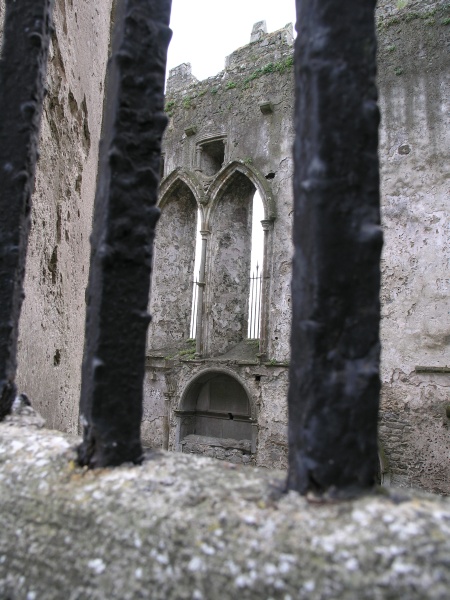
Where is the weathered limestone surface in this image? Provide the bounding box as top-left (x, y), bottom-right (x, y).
top-left (376, 0), bottom-right (445, 19)
top-left (0, 1), bottom-right (5, 44)
top-left (207, 172), bottom-right (254, 356)
top-left (11, 0), bottom-right (114, 434)
top-left (376, 0), bottom-right (450, 493)
top-left (181, 434), bottom-right (254, 464)
top-left (149, 183), bottom-right (197, 351)
top-left (1, 420), bottom-right (450, 600)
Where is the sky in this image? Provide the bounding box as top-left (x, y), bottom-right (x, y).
top-left (167, 0), bottom-right (296, 81)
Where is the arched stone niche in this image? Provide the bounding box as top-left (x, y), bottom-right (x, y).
top-left (204, 171), bottom-right (255, 356)
top-left (176, 369), bottom-right (257, 464)
top-left (148, 179), bottom-right (197, 352)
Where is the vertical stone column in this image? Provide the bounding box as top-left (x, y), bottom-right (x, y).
top-left (288, 0), bottom-right (382, 496)
top-left (222, 138), bottom-right (228, 165)
top-left (195, 227), bottom-right (210, 357)
top-left (77, 0), bottom-right (172, 468)
top-left (195, 146), bottom-right (203, 172)
top-left (259, 219), bottom-right (274, 357)
top-left (0, 0), bottom-right (53, 419)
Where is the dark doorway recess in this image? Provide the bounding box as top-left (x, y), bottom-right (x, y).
top-left (177, 371), bottom-right (254, 443)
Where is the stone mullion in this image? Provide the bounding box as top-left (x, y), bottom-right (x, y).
top-left (258, 219), bottom-right (274, 357)
top-left (195, 227), bottom-right (210, 357)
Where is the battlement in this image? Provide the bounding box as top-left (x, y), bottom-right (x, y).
top-left (376, 0), bottom-right (445, 20)
top-left (166, 62), bottom-right (198, 93)
top-left (166, 21), bottom-right (294, 95)
top-left (225, 21), bottom-right (293, 70)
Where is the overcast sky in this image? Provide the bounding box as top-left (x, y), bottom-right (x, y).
top-left (167, 0), bottom-right (296, 81)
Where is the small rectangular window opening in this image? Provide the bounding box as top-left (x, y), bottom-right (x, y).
top-left (200, 140), bottom-right (225, 176)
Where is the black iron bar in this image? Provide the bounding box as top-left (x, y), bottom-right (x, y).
top-left (77, 0), bottom-right (172, 467)
top-left (0, 0), bottom-right (54, 420)
top-left (288, 0), bottom-right (382, 497)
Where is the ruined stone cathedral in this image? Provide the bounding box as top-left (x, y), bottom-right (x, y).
top-left (2, 0), bottom-right (449, 494)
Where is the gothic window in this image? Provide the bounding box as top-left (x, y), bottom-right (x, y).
top-left (177, 371), bottom-right (255, 462)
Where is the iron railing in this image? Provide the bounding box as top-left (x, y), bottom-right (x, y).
top-left (190, 277), bottom-right (199, 339)
top-left (248, 264), bottom-right (262, 340)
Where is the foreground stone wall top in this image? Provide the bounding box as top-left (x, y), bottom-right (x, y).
top-left (1, 419), bottom-right (450, 599)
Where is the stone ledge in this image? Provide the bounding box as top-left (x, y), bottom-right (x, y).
top-left (1, 419), bottom-right (449, 599)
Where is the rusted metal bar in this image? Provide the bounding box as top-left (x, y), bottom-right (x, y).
top-left (77, 0), bottom-right (172, 468)
top-left (0, 0), bottom-right (54, 420)
top-left (288, 0), bottom-right (382, 496)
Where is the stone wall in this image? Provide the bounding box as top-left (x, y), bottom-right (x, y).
top-left (1, 0), bottom-right (115, 433)
top-left (181, 434), bottom-right (254, 465)
top-left (0, 1), bottom-right (4, 44)
top-left (375, 0), bottom-right (450, 493)
top-left (376, 0), bottom-right (446, 20)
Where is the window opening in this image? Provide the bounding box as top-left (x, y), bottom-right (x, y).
top-left (248, 191), bottom-right (264, 338)
top-left (199, 139), bottom-right (225, 176)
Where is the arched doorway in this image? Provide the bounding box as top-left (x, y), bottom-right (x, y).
top-left (176, 370), bottom-right (256, 464)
